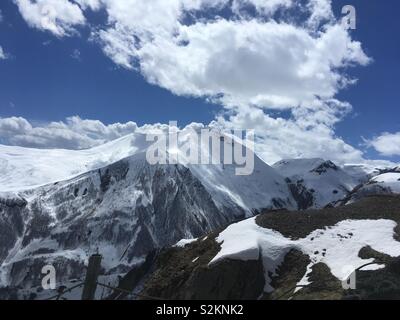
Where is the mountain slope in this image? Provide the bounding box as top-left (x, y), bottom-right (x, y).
top-left (0, 146), bottom-right (295, 296)
top-left (272, 158), bottom-right (359, 209)
top-left (140, 195), bottom-right (400, 300)
top-left (0, 133), bottom-right (144, 192)
top-left (337, 168), bottom-right (400, 206)
top-left (2, 131), bottom-right (396, 299)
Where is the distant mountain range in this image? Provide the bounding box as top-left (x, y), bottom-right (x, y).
top-left (0, 133), bottom-right (399, 299)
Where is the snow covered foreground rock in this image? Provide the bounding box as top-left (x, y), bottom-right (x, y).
top-left (141, 195), bottom-right (400, 300)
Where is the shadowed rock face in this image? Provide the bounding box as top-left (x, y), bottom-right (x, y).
top-left (140, 231), bottom-right (265, 300)
top-left (285, 178), bottom-right (315, 210)
top-left (3, 152), bottom-right (292, 297)
top-left (334, 167), bottom-right (400, 207)
top-left (0, 198), bottom-right (25, 263)
top-left (339, 183), bottom-right (395, 206)
top-left (311, 161), bottom-right (339, 175)
top-left (257, 195), bottom-right (400, 240)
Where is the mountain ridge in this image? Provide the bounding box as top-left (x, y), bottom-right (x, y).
top-left (0, 135), bottom-right (399, 299)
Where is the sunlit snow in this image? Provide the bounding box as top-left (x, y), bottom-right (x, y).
top-left (210, 217), bottom-right (400, 292)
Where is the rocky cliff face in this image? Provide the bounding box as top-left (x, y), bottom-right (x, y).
top-left (0, 151), bottom-right (294, 297)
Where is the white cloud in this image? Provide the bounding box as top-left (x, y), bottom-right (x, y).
top-left (213, 106), bottom-right (365, 165)
top-left (140, 22), bottom-right (369, 110)
top-left (0, 115), bottom-right (396, 168)
top-left (90, 0), bottom-right (369, 111)
top-left (10, 1), bottom-right (387, 166)
top-left (86, 0), bottom-right (371, 165)
top-left (14, 0), bottom-right (369, 111)
top-left (0, 116), bottom-right (139, 149)
top-left (367, 132), bottom-right (400, 157)
top-left (14, 0), bottom-right (85, 36)
top-left (74, 0), bottom-right (102, 10)
top-left (306, 0), bottom-right (334, 27)
top-left (232, 0), bottom-right (293, 15)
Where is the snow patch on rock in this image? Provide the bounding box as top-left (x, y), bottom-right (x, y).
top-left (210, 217), bottom-right (400, 293)
top-left (175, 238), bottom-right (199, 248)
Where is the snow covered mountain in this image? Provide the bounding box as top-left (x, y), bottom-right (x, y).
top-left (371, 172), bottom-right (400, 193)
top-left (0, 132), bottom-right (296, 296)
top-left (1, 130), bottom-right (398, 299)
top-left (0, 133), bottom-right (145, 192)
top-left (338, 167), bottom-right (400, 205)
top-left (341, 163), bottom-right (378, 184)
top-left (272, 159), bottom-right (359, 209)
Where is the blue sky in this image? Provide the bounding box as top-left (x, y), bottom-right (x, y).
top-left (0, 0), bottom-right (399, 164)
top-left (333, 0), bottom-right (400, 159)
top-left (0, 0), bottom-right (219, 125)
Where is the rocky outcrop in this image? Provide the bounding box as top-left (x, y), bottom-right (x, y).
top-left (140, 196), bottom-right (400, 300)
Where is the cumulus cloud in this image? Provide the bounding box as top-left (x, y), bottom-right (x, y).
top-left (232, 0), bottom-right (293, 15)
top-left (74, 0), bottom-right (102, 11)
top-left (213, 106), bottom-right (365, 165)
top-left (14, 0), bottom-right (369, 110)
top-left (10, 0), bottom-right (384, 166)
top-left (84, 0), bottom-right (373, 164)
top-left (306, 0), bottom-right (334, 27)
top-left (89, 0), bottom-right (369, 111)
top-left (140, 22), bottom-right (369, 110)
top-left (14, 0), bottom-right (86, 36)
top-left (367, 132), bottom-right (400, 157)
top-left (0, 116), bottom-right (139, 149)
top-left (0, 114), bottom-right (397, 167)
